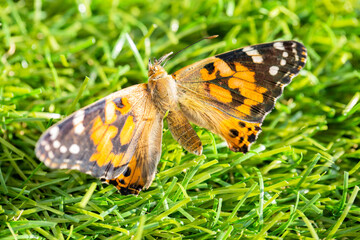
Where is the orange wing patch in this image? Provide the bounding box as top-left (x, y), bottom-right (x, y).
top-left (200, 59), bottom-right (234, 80)
top-left (232, 63), bottom-right (255, 83)
top-left (209, 84), bottom-right (233, 103)
top-left (120, 116), bottom-right (135, 145)
top-left (228, 77), bottom-right (267, 95)
top-left (104, 98), bottom-right (131, 124)
top-left (90, 116), bottom-right (118, 167)
top-left (89, 98), bottom-right (136, 169)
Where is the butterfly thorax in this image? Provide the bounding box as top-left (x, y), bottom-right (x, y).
top-left (148, 63), bottom-right (178, 114)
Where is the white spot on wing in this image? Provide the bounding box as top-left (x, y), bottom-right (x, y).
top-left (48, 151), bottom-right (54, 159)
top-left (44, 158), bottom-right (51, 166)
top-left (246, 49), bottom-right (259, 55)
top-left (283, 52), bottom-right (288, 58)
top-left (280, 59), bottom-right (286, 66)
top-left (45, 144), bottom-right (50, 151)
top-left (69, 144), bottom-right (80, 154)
top-left (49, 126), bottom-right (60, 140)
top-left (245, 49), bottom-right (264, 63)
top-left (39, 154), bottom-right (45, 161)
top-left (49, 162), bottom-right (59, 168)
top-left (269, 66), bottom-right (279, 76)
top-left (73, 110), bottom-right (85, 135)
top-left (73, 110), bottom-right (85, 124)
top-left (53, 140), bottom-right (60, 148)
top-left (50, 162), bottom-right (59, 168)
top-left (293, 48), bottom-right (299, 61)
top-left (242, 46), bottom-right (254, 52)
top-left (74, 124), bottom-right (85, 135)
top-left (60, 163), bottom-right (68, 169)
top-left (60, 146), bottom-right (67, 153)
top-left (274, 42), bottom-right (285, 50)
top-left (252, 56), bottom-right (263, 63)
top-left (71, 164), bottom-right (81, 171)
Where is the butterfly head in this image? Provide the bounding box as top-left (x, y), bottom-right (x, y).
top-left (148, 52), bottom-right (173, 78)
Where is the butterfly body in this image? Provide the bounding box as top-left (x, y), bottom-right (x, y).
top-left (148, 61), bottom-right (178, 114)
top-left (36, 40), bottom-right (307, 195)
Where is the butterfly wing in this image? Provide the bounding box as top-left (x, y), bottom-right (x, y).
top-left (172, 41), bottom-right (307, 152)
top-left (35, 83), bottom-right (164, 194)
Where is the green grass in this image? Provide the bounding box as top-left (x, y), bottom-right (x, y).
top-left (1, 0), bottom-right (360, 239)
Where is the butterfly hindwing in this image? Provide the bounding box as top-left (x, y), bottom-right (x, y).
top-left (35, 83), bottom-right (164, 194)
top-left (107, 107), bottom-right (163, 195)
top-left (173, 41), bottom-right (307, 152)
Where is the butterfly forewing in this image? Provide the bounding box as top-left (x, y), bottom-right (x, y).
top-left (35, 84), bottom-right (164, 194)
top-left (173, 41), bottom-right (307, 152)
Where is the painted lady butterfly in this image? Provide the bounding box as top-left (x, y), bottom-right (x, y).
top-left (36, 40), bottom-right (307, 195)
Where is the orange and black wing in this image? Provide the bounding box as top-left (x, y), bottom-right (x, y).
top-left (35, 84), bottom-right (164, 195)
top-left (172, 41), bottom-right (307, 152)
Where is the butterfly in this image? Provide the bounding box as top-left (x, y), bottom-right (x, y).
top-left (35, 40), bottom-right (307, 195)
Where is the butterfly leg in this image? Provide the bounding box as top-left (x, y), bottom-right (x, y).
top-left (167, 110), bottom-right (203, 155)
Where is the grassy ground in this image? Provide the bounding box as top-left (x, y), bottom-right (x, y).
top-left (1, 0), bottom-right (360, 239)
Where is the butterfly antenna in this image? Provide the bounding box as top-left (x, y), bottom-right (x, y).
top-left (161, 35), bottom-right (219, 66)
